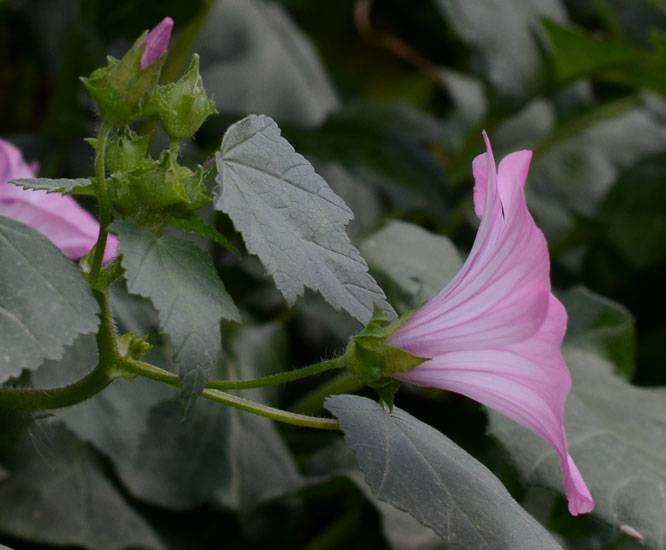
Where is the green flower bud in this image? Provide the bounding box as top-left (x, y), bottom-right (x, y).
top-left (80, 31), bottom-right (166, 125)
top-left (155, 54), bottom-right (217, 140)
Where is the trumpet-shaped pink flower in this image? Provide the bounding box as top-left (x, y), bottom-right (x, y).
top-left (139, 16), bottom-right (174, 69)
top-left (0, 139), bottom-right (117, 261)
top-left (388, 132), bottom-right (594, 516)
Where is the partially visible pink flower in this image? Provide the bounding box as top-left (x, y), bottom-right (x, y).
top-left (0, 139), bottom-right (117, 262)
top-left (139, 17), bottom-right (174, 69)
top-left (388, 132), bottom-right (594, 516)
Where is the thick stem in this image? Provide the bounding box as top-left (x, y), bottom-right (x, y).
top-left (121, 359), bottom-right (340, 430)
top-left (89, 121), bottom-right (113, 285)
top-left (205, 357), bottom-right (346, 390)
top-left (0, 291), bottom-right (120, 410)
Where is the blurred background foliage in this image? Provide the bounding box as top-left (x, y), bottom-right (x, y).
top-left (0, 0), bottom-right (664, 548)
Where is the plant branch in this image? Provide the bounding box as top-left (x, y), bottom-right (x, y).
top-left (121, 359), bottom-right (340, 430)
top-left (89, 121), bottom-right (113, 285)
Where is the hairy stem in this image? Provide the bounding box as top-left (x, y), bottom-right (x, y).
top-left (121, 359), bottom-right (340, 430)
top-left (89, 121), bottom-right (113, 285)
top-left (206, 357), bottom-right (346, 390)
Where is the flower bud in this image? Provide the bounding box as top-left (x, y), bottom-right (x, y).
top-left (156, 54), bottom-right (217, 140)
top-left (80, 18), bottom-right (173, 125)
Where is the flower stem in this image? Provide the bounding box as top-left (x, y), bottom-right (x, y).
top-left (205, 357), bottom-right (346, 390)
top-left (89, 121), bottom-right (113, 285)
top-left (121, 359), bottom-right (340, 430)
top-left (0, 291), bottom-right (121, 410)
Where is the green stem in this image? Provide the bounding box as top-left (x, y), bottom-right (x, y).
top-left (89, 121), bottom-right (113, 285)
top-left (206, 357), bottom-right (346, 390)
top-left (0, 291), bottom-right (121, 410)
top-left (121, 359), bottom-right (340, 430)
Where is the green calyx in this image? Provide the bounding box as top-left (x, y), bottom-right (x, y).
top-left (105, 127), bottom-right (152, 173)
top-left (154, 54), bottom-right (217, 140)
top-left (108, 149), bottom-right (212, 227)
top-left (118, 333), bottom-right (153, 365)
top-left (80, 32), bottom-right (165, 126)
top-left (344, 306), bottom-right (427, 408)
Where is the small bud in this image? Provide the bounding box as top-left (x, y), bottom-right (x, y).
top-left (156, 55), bottom-right (217, 140)
top-left (117, 332), bottom-right (153, 362)
top-left (80, 18), bottom-right (173, 125)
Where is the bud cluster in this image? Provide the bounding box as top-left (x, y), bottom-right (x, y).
top-left (81, 17), bottom-right (218, 228)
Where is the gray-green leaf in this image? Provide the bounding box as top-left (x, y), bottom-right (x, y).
top-left (0, 420), bottom-right (162, 550)
top-left (9, 177), bottom-right (95, 195)
top-left (215, 114), bottom-right (395, 325)
top-left (488, 350), bottom-right (666, 549)
top-left (360, 220), bottom-right (463, 310)
top-left (326, 395), bottom-right (562, 550)
top-left (0, 217), bottom-right (99, 383)
top-left (113, 221), bottom-right (240, 414)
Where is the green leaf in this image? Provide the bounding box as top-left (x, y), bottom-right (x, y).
top-left (544, 20), bottom-right (666, 96)
top-left (488, 349), bottom-right (666, 550)
top-left (360, 220), bottom-right (463, 309)
top-left (165, 214), bottom-right (240, 257)
top-left (0, 419), bottom-right (162, 550)
top-left (560, 286), bottom-right (635, 379)
top-left (326, 395), bottom-right (562, 550)
top-left (215, 114), bottom-right (395, 325)
top-left (434, 0), bottom-right (566, 99)
top-left (196, 0), bottom-right (338, 125)
top-left (288, 103), bottom-right (449, 219)
top-left (118, 398), bottom-right (302, 511)
top-left (9, 177), bottom-right (95, 195)
top-left (113, 221), bottom-right (240, 414)
top-left (601, 154), bottom-right (666, 268)
top-left (0, 217), bottom-right (100, 383)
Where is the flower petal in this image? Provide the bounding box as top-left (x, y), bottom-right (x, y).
top-left (140, 17), bottom-right (174, 69)
top-left (395, 296), bottom-right (593, 514)
top-left (0, 139), bottom-right (117, 261)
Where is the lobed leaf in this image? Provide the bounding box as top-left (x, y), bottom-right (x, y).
top-left (0, 217), bottom-right (100, 383)
top-left (113, 221), bottom-right (240, 414)
top-left (326, 395), bottom-right (563, 550)
top-left (215, 114), bottom-right (395, 325)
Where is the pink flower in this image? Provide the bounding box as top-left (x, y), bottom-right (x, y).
top-left (388, 132), bottom-right (594, 516)
top-left (139, 17), bottom-right (174, 69)
top-left (0, 139), bottom-right (117, 262)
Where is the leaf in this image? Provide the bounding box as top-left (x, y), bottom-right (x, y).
top-left (600, 154), bottom-right (666, 268)
top-left (360, 220), bottom-right (463, 310)
top-left (9, 177), bottom-right (95, 195)
top-left (560, 286), bottom-right (635, 379)
top-left (325, 395), bottom-right (562, 550)
top-left (166, 214), bottom-right (240, 257)
top-left (0, 419), bottom-right (162, 550)
top-left (288, 102), bottom-right (449, 219)
top-left (434, 0), bottom-right (567, 99)
top-left (215, 114), bottom-right (395, 325)
top-left (544, 20), bottom-right (666, 96)
top-left (0, 217), bottom-right (100, 383)
top-left (118, 398), bottom-right (302, 512)
top-left (488, 349), bottom-right (666, 550)
top-left (196, 0), bottom-right (338, 125)
top-left (113, 221), bottom-right (240, 414)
